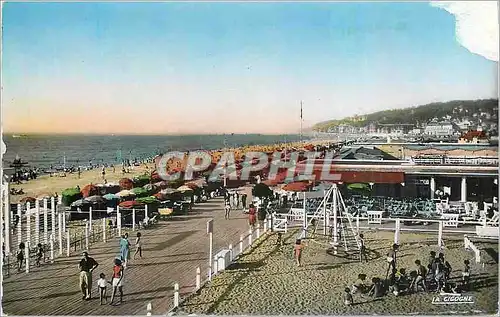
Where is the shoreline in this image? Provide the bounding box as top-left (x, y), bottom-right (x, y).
top-left (8, 139), bottom-right (335, 203)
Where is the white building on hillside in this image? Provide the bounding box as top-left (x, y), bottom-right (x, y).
top-left (423, 121), bottom-right (457, 137)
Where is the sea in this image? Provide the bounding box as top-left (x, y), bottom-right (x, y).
top-left (3, 134), bottom-right (309, 170)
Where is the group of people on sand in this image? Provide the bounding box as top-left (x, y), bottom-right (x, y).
top-left (342, 244), bottom-right (473, 306)
top-left (76, 231), bottom-right (143, 306)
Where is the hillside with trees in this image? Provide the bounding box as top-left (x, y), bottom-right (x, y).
top-left (313, 99), bottom-right (498, 131)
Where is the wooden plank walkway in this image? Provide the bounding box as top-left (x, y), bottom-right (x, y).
top-left (2, 198), bottom-right (252, 315)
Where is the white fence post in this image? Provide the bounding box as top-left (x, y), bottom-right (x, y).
top-left (50, 234), bottom-right (54, 263)
top-left (58, 212), bottom-right (63, 255)
top-left (132, 209), bottom-right (136, 231)
top-left (146, 302), bottom-right (152, 316)
top-left (26, 202), bottom-right (31, 245)
top-left (228, 244), bottom-right (233, 262)
top-left (51, 196), bottom-right (56, 236)
top-left (173, 283), bottom-right (179, 308)
top-left (17, 203), bottom-right (22, 246)
top-left (239, 235), bottom-right (243, 254)
top-left (62, 209), bottom-right (66, 233)
top-left (394, 218), bottom-right (400, 245)
top-left (103, 218), bottom-right (107, 243)
top-left (356, 215), bottom-right (360, 232)
top-left (196, 267), bottom-right (201, 291)
top-left (117, 207), bottom-right (122, 237)
top-left (43, 198), bottom-right (48, 244)
top-left (438, 221), bottom-right (443, 247)
top-left (89, 206), bottom-right (93, 233)
top-left (85, 221), bottom-right (89, 250)
top-left (264, 219), bottom-right (268, 232)
top-left (66, 230), bottom-right (71, 257)
top-left (284, 221), bottom-right (288, 233)
top-left (248, 229), bottom-right (253, 248)
top-left (25, 241), bottom-right (30, 273)
top-left (256, 223), bottom-right (261, 239)
top-left (35, 199), bottom-right (40, 245)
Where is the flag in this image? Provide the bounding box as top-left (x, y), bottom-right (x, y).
top-left (300, 102), bottom-right (303, 120)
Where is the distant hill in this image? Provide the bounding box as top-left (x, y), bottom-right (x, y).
top-left (312, 99), bottom-right (498, 131)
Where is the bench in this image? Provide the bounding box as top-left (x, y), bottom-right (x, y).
top-left (367, 210), bottom-right (383, 224)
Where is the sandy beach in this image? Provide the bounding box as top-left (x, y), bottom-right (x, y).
top-left (179, 229), bottom-right (498, 315)
top-left (9, 163), bottom-right (156, 203)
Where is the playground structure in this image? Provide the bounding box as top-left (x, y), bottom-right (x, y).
top-left (271, 184), bottom-right (361, 255)
top-left (269, 184), bottom-right (498, 255)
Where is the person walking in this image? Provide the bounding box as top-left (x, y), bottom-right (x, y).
top-left (224, 201), bottom-right (231, 220)
top-left (358, 233), bottom-right (368, 263)
top-left (78, 251), bottom-right (98, 300)
top-left (17, 242), bottom-right (25, 272)
top-left (133, 232), bottom-right (142, 260)
top-left (248, 204), bottom-right (257, 229)
top-left (241, 193), bottom-right (248, 211)
top-left (119, 233), bottom-right (131, 268)
top-left (293, 239), bottom-right (304, 267)
top-left (109, 258), bottom-right (124, 306)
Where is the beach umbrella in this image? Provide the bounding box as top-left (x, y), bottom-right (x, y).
top-left (119, 200), bottom-right (144, 209)
top-left (20, 197), bottom-right (36, 204)
top-left (136, 196), bottom-right (160, 204)
top-left (151, 171), bottom-right (163, 182)
top-left (119, 178), bottom-right (134, 190)
top-left (116, 190), bottom-right (135, 198)
top-left (84, 195), bottom-right (106, 205)
top-left (143, 184), bottom-right (158, 193)
top-left (133, 174), bottom-right (151, 187)
top-left (81, 184), bottom-right (99, 198)
top-left (153, 192), bottom-right (168, 201)
top-left (177, 185), bottom-right (194, 192)
top-left (161, 188), bottom-right (178, 195)
top-left (103, 193), bottom-right (119, 200)
top-left (71, 199), bottom-right (91, 208)
top-left (185, 183), bottom-right (199, 190)
top-left (283, 181), bottom-right (310, 192)
top-left (62, 187), bottom-right (83, 206)
top-left (131, 187), bottom-right (150, 197)
top-left (154, 181), bottom-right (169, 189)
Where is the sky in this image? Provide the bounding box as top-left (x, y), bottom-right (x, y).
top-left (2, 1), bottom-right (498, 135)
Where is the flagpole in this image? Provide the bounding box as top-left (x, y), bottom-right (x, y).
top-left (300, 101), bottom-right (303, 143)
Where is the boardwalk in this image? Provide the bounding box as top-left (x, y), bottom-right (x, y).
top-left (2, 197), bottom-right (252, 315)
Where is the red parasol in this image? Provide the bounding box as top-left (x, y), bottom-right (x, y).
top-left (20, 197), bottom-right (36, 204)
top-left (119, 200), bottom-right (144, 208)
top-left (282, 181), bottom-right (311, 192)
top-left (151, 171), bottom-right (162, 182)
top-left (81, 184), bottom-right (98, 198)
top-left (119, 178), bottom-right (134, 190)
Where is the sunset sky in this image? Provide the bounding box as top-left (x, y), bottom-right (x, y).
top-left (2, 2), bottom-right (498, 134)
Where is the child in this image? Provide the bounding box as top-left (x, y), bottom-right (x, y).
top-left (224, 201), bottom-right (231, 220)
top-left (343, 287), bottom-right (353, 306)
top-left (358, 234), bottom-right (367, 263)
top-left (411, 260), bottom-right (428, 292)
top-left (276, 232), bottom-right (283, 246)
top-left (293, 239), bottom-right (303, 267)
top-left (35, 243), bottom-right (44, 267)
top-left (97, 273), bottom-right (108, 305)
top-left (134, 232), bottom-right (142, 260)
top-left (17, 242), bottom-right (25, 272)
top-left (351, 273), bottom-right (367, 294)
top-left (368, 277), bottom-right (383, 298)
